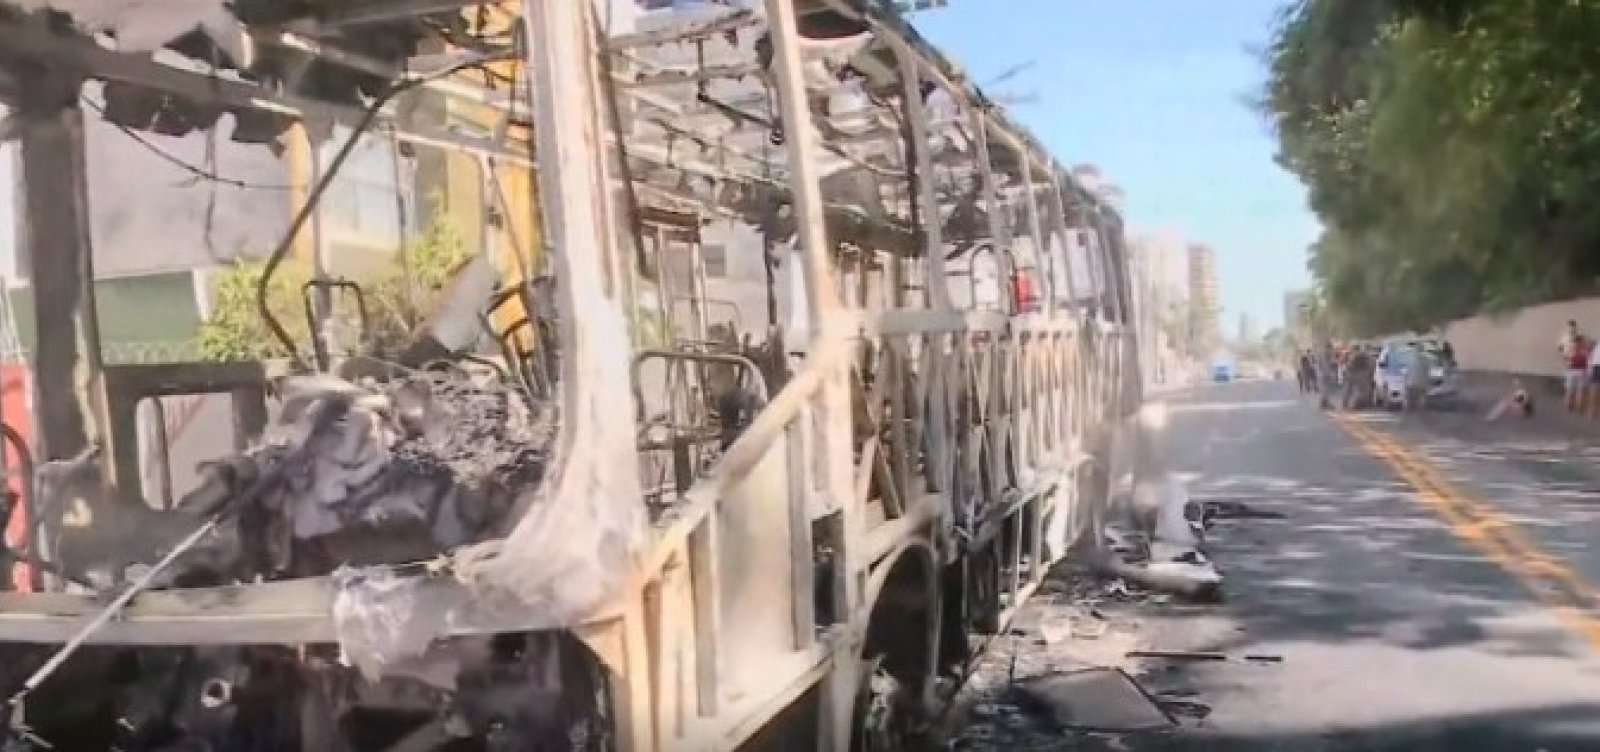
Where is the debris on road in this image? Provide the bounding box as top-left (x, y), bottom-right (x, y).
top-left (1126, 650), bottom-right (1285, 664)
top-left (1155, 697), bottom-right (1213, 722)
top-left (1039, 607), bottom-right (1114, 644)
top-left (1103, 471), bottom-right (1226, 602)
top-left (1126, 650), bottom-right (1228, 662)
top-left (1009, 667), bottom-right (1176, 733)
top-left (1096, 553), bottom-right (1223, 603)
top-left (1198, 499), bottom-right (1287, 523)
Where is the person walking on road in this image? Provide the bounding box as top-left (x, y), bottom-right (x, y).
top-left (1315, 342), bottom-right (1337, 410)
top-left (1343, 345), bottom-right (1374, 409)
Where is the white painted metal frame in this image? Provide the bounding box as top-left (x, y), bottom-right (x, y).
top-left (0, 5), bottom-right (1143, 752)
top-left (0, 15), bottom-right (533, 165)
top-left (896, 44), bottom-right (952, 311)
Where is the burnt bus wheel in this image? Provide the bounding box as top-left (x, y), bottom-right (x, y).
top-left (852, 664), bottom-right (915, 752)
top-left (968, 541), bottom-right (1002, 634)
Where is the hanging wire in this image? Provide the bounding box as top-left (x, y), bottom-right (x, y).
top-left (592, 1), bottom-right (655, 284)
top-left (256, 56), bottom-right (497, 370)
top-left (79, 98), bottom-right (300, 191)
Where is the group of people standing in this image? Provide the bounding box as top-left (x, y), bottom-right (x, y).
top-left (1296, 338), bottom-right (1454, 411)
top-left (1294, 343), bottom-right (1345, 409)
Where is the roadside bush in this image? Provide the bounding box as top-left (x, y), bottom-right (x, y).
top-left (198, 204), bottom-right (470, 363)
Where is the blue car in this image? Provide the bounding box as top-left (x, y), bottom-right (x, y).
top-left (1212, 363), bottom-right (1233, 382)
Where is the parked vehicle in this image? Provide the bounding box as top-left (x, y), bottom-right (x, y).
top-left (1213, 362), bottom-right (1233, 382)
top-left (1374, 341), bottom-right (1458, 410)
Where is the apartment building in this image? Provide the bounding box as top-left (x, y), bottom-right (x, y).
top-left (1187, 242), bottom-right (1219, 358)
top-left (1129, 230), bottom-right (1189, 384)
top-left (1283, 288), bottom-right (1311, 346)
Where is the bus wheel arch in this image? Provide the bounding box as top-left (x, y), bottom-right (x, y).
top-left (854, 539), bottom-right (941, 750)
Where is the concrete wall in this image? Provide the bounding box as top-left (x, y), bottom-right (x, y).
top-left (0, 99), bottom-right (427, 504)
top-left (700, 219), bottom-right (782, 342)
top-left (1441, 298), bottom-right (1600, 377)
top-left (84, 116), bottom-right (292, 276)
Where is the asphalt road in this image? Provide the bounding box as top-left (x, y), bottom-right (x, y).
top-left (948, 377), bottom-right (1600, 751)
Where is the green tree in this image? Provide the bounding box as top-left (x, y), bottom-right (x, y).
top-left (1264, 0), bottom-right (1600, 335)
top-left (198, 203), bottom-right (469, 363)
top-left (366, 207), bottom-right (471, 350)
top-left (196, 258), bottom-right (312, 362)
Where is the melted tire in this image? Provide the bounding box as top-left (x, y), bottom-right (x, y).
top-left (852, 665), bottom-right (915, 752)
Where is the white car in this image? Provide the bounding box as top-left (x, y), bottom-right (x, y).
top-left (1374, 342), bottom-right (1458, 410)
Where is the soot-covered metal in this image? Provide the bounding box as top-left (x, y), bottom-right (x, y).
top-left (0, 631), bottom-right (611, 751)
top-left (33, 369), bottom-right (552, 588)
top-left (0, 370), bottom-right (617, 751)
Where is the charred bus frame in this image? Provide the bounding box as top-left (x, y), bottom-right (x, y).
top-left (0, 1), bottom-right (1140, 750)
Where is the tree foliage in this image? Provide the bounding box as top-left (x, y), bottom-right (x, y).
top-left (195, 256), bottom-right (311, 362)
top-left (1265, 0), bottom-right (1600, 334)
top-left (197, 205), bottom-right (469, 362)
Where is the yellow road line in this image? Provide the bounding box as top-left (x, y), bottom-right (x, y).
top-left (1332, 414), bottom-right (1600, 650)
top-left (1343, 419), bottom-right (1586, 589)
top-left (1353, 421), bottom-right (1598, 601)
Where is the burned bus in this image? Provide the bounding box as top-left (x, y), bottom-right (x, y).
top-left (0, 0), bottom-right (1140, 749)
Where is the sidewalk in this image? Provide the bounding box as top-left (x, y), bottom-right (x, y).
top-left (1448, 370), bottom-right (1600, 440)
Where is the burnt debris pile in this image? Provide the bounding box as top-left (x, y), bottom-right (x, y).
top-left (2, 373), bottom-right (607, 752)
top-left (0, 632), bottom-right (611, 752)
top-left (255, 371), bottom-right (555, 579)
top-left (40, 370), bottom-right (556, 590)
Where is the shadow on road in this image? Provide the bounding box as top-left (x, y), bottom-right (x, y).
top-left (1092, 702), bottom-right (1600, 752)
top-left (948, 379), bottom-right (1600, 751)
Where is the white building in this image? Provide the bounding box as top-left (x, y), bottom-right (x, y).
top-left (1129, 230), bottom-right (1189, 386)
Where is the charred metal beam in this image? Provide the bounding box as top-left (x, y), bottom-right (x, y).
top-left (11, 61), bottom-right (108, 475)
top-left (0, 17), bottom-right (533, 166)
top-left (812, 0), bottom-right (1119, 224)
top-left (322, 0), bottom-right (489, 28)
top-left (255, 29), bottom-right (526, 117)
top-left (606, 9), bottom-right (759, 51)
top-left (100, 362), bottom-right (269, 498)
top-left (622, 62), bottom-right (765, 90)
top-left (895, 43), bottom-right (950, 309)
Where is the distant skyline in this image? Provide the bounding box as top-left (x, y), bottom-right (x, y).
top-left (913, 0), bottom-right (1317, 330)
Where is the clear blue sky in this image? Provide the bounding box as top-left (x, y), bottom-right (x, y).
top-left (913, 0), bottom-right (1317, 331)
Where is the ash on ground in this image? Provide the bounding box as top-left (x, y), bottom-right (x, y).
top-left (941, 569), bottom-right (1209, 752)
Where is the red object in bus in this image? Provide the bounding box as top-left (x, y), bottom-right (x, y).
top-left (1, 365), bottom-right (30, 591)
top-left (1011, 272), bottom-right (1036, 311)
